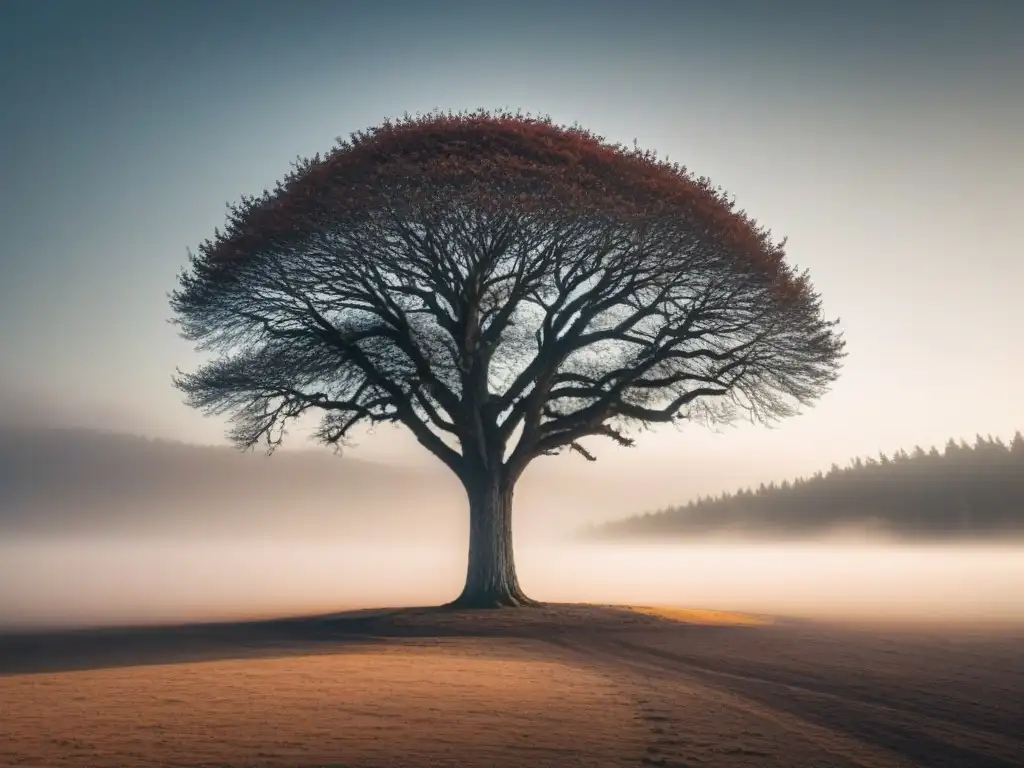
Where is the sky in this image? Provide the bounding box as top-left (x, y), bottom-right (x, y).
top-left (1, 0), bottom-right (1022, 499)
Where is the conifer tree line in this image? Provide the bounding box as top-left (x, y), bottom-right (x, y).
top-left (594, 432), bottom-right (1024, 539)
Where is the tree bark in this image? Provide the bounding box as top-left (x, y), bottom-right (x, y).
top-left (447, 472), bottom-right (538, 608)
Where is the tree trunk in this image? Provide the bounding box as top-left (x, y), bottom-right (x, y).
top-left (447, 472), bottom-right (538, 608)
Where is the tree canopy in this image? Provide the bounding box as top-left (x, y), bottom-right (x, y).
top-left (171, 110), bottom-right (845, 489)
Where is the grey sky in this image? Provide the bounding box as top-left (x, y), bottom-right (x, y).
top-left (1, 0), bottom-right (1022, 495)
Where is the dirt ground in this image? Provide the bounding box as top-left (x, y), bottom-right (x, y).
top-left (0, 604), bottom-right (1021, 768)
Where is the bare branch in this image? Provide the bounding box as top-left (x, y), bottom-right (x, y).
top-left (171, 110), bottom-right (844, 491)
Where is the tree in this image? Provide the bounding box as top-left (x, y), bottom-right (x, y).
top-left (170, 111), bottom-right (845, 607)
top-left (1011, 431), bottom-right (1024, 458)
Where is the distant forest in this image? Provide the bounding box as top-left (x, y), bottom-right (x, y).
top-left (593, 433), bottom-right (1024, 541)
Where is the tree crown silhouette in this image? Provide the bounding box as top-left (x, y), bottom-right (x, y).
top-left (171, 110), bottom-right (845, 605)
top-left (173, 110), bottom-right (843, 474)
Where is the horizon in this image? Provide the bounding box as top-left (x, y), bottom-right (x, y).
top-left (4, 421), bottom-right (1023, 538)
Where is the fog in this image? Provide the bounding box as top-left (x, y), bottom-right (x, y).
top-left (0, 426), bottom-right (707, 543)
top-left (3, 538), bottom-right (1023, 631)
top-left (6, 426), bottom-right (1020, 633)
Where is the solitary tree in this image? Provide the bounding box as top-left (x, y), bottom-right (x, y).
top-left (171, 110), bottom-right (845, 607)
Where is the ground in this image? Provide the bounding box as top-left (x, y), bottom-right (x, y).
top-left (0, 604), bottom-right (1021, 767)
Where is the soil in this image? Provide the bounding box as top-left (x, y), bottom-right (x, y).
top-left (0, 604), bottom-right (1021, 767)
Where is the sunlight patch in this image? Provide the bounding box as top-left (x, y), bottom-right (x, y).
top-left (626, 606), bottom-right (773, 626)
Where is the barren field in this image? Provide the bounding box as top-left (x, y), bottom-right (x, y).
top-left (1, 605), bottom-right (1021, 767)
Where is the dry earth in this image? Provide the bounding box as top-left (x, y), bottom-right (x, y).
top-left (0, 604), bottom-right (1021, 767)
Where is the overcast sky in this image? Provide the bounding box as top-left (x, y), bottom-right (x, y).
top-left (1, 0), bottom-right (1021, 495)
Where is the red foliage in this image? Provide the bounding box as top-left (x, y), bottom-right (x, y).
top-left (201, 110), bottom-right (799, 298)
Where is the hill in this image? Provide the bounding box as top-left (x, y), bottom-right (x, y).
top-left (0, 425), bottom-right (640, 541)
top-left (591, 432), bottom-right (1024, 542)
top-left (0, 426), bottom-right (462, 539)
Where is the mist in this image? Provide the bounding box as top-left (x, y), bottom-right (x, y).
top-left (0, 425), bottom-right (702, 542)
top-left (4, 537), bottom-right (1022, 632)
